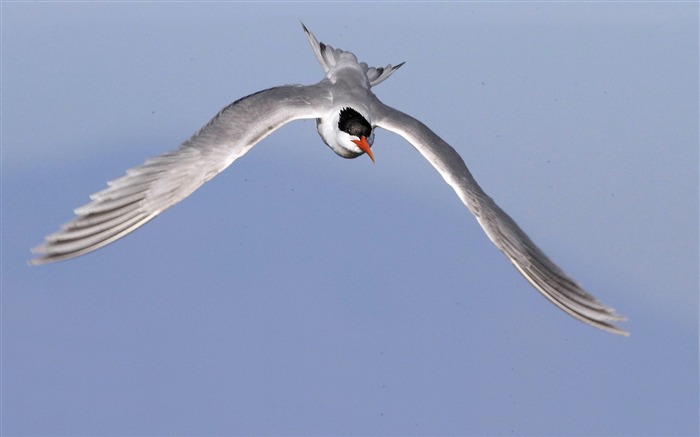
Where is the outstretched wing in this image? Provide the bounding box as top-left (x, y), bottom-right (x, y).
top-left (30, 84), bottom-right (327, 265)
top-left (373, 101), bottom-right (628, 336)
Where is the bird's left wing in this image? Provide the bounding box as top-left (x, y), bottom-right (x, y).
top-left (30, 84), bottom-right (328, 265)
top-left (372, 101), bottom-right (628, 335)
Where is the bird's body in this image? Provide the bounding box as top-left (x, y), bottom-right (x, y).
top-left (31, 24), bottom-right (628, 336)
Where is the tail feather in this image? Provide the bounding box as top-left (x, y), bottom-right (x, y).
top-left (301, 23), bottom-right (403, 87)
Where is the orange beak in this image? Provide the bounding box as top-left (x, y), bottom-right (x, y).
top-left (351, 136), bottom-right (375, 162)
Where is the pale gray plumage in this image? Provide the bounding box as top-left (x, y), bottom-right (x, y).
top-left (30, 24), bottom-right (628, 336)
top-left (31, 85), bottom-right (327, 263)
top-left (373, 103), bottom-right (627, 335)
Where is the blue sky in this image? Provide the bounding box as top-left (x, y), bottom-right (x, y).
top-left (2, 3), bottom-right (698, 436)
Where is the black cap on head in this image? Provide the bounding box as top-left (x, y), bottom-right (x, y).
top-left (338, 107), bottom-right (371, 138)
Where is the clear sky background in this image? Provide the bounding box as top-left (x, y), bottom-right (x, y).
top-left (2, 3), bottom-right (698, 436)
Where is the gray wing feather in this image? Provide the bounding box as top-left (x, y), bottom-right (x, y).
top-left (30, 85), bottom-right (326, 265)
top-left (373, 101), bottom-right (628, 336)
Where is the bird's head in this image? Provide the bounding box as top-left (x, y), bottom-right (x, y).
top-left (317, 106), bottom-right (375, 162)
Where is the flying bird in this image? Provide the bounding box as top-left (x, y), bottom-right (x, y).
top-left (30, 24), bottom-right (628, 336)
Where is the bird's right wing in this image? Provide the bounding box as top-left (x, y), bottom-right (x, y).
top-left (373, 101), bottom-right (628, 336)
top-left (30, 84), bottom-right (328, 265)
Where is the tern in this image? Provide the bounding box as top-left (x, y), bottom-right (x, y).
top-left (30, 24), bottom-right (628, 336)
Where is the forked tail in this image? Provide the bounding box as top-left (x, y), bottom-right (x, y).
top-left (301, 23), bottom-right (404, 87)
